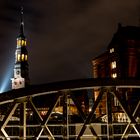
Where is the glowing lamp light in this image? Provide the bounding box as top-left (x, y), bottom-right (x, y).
top-left (89, 108), bottom-right (92, 112)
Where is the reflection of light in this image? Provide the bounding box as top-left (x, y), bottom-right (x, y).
top-left (0, 59), bottom-right (14, 93)
top-left (89, 108), bottom-right (92, 112)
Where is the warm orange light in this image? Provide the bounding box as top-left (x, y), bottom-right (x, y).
top-left (111, 61), bottom-right (116, 69)
top-left (110, 48), bottom-right (114, 53)
top-left (17, 39), bottom-right (26, 46)
top-left (21, 54), bottom-right (24, 61)
top-left (17, 40), bottom-right (21, 46)
top-left (25, 40), bottom-right (27, 46)
top-left (25, 55), bottom-right (28, 61)
top-left (112, 73), bottom-right (117, 78)
top-left (22, 40), bottom-right (24, 46)
top-left (17, 54), bottom-right (20, 61)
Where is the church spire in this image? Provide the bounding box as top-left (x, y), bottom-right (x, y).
top-left (11, 7), bottom-right (29, 89)
top-left (19, 7), bottom-right (25, 38)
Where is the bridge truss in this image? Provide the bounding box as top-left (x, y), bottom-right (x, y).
top-left (0, 79), bottom-right (139, 139)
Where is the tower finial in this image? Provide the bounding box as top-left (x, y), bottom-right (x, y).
top-left (19, 6), bottom-right (25, 37)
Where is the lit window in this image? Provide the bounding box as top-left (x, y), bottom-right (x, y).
top-left (25, 55), bottom-right (28, 61)
top-left (24, 40), bottom-right (27, 46)
top-left (111, 61), bottom-right (116, 69)
top-left (21, 54), bottom-right (24, 61)
top-left (17, 54), bottom-right (20, 61)
top-left (110, 48), bottom-right (114, 53)
top-left (22, 40), bottom-right (25, 46)
top-left (17, 39), bottom-right (27, 46)
top-left (17, 40), bottom-right (21, 46)
top-left (112, 73), bottom-right (117, 78)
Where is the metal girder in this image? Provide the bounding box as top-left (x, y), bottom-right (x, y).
top-left (62, 92), bottom-right (69, 140)
top-left (29, 99), bottom-right (57, 140)
top-left (1, 102), bottom-right (19, 140)
top-left (19, 102), bottom-right (27, 140)
top-left (1, 79), bottom-right (140, 106)
top-left (106, 92), bottom-right (113, 140)
top-left (0, 80), bottom-right (139, 139)
top-left (71, 93), bottom-right (86, 121)
top-left (76, 89), bottom-right (105, 140)
top-left (35, 94), bottom-right (60, 140)
top-left (121, 100), bottom-right (140, 139)
top-left (71, 93), bottom-right (98, 138)
top-left (42, 93), bottom-right (61, 126)
top-left (112, 90), bottom-right (140, 138)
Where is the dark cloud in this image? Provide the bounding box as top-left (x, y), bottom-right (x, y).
top-left (28, 0), bottom-right (140, 84)
top-left (0, 15), bottom-right (16, 23)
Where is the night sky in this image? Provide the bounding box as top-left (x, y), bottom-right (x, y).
top-left (0, 0), bottom-right (140, 91)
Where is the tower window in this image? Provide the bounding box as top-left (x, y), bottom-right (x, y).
top-left (21, 54), bottom-right (24, 61)
top-left (25, 55), bottom-right (28, 61)
top-left (17, 54), bottom-right (20, 61)
top-left (22, 40), bottom-right (24, 46)
top-left (17, 40), bottom-right (21, 46)
top-left (17, 39), bottom-right (27, 46)
top-left (24, 40), bottom-right (27, 46)
top-left (21, 40), bottom-right (26, 46)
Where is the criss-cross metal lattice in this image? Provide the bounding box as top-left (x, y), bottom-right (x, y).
top-left (0, 79), bottom-right (139, 140)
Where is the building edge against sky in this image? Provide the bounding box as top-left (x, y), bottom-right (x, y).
top-left (92, 23), bottom-right (140, 79)
top-left (92, 23), bottom-right (140, 117)
top-left (11, 7), bottom-right (29, 89)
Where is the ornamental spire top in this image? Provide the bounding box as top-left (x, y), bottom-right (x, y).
top-left (19, 7), bottom-right (25, 38)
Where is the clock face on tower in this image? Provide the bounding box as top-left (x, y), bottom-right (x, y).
top-left (14, 69), bottom-right (21, 78)
top-left (16, 70), bottom-right (20, 75)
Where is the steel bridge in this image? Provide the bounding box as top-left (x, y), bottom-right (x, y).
top-left (0, 78), bottom-right (140, 140)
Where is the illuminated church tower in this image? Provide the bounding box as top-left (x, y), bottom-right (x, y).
top-left (11, 8), bottom-right (29, 89)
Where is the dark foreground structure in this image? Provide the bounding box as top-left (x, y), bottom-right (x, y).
top-left (0, 78), bottom-right (139, 139)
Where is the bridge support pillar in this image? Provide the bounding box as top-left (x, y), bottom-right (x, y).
top-left (106, 91), bottom-right (113, 140)
top-left (19, 102), bottom-right (26, 140)
top-left (63, 92), bottom-right (69, 140)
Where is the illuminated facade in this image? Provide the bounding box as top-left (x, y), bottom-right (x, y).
top-left (92, 24), bottom-right (140, 80)
top-left (92, 24), bottom-right (140, 118)
top-left (11, 8), bottom-right (29, 89)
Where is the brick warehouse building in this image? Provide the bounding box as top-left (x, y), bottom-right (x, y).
top-left (92, 24), bottom-right (140, 120)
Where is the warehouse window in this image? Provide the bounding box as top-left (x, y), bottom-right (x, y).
top-left (111, 61), bottom-right (116, 69)
top-left (110, 48), bottom-right (114, 53)
top-left (112, 73), bottom-right (117, 78)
